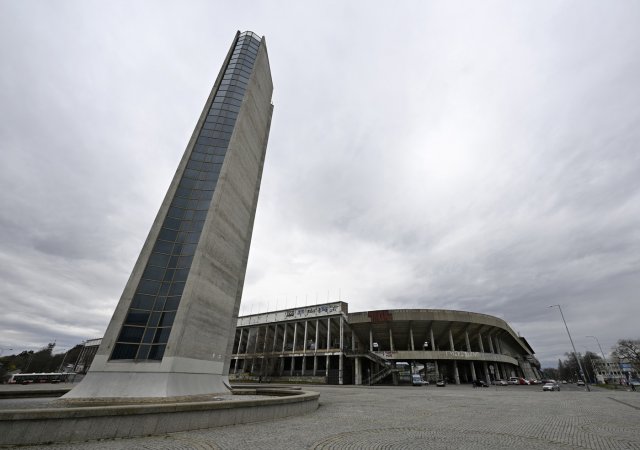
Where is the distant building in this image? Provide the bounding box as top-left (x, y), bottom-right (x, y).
top-left (230, 302), bottom-right (541, 385)
top-left (592, 360), bottom-right (633, 384)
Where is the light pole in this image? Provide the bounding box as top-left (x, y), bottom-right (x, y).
top-left (549, 305), bottom-right (590, 391)
top-left (583, 349), bottom-right (596, 383)
top-left (57, 349), bottom-right (70, 373)
top-left (587, 335), bottom-right (613, 384)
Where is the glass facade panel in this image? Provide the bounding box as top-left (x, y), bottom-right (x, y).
top-left (111, 32), bottom-right (262, 361)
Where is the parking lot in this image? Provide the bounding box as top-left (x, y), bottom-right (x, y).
top-left (11, 383), bottom-right (640, 449)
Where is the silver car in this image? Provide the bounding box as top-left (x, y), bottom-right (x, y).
top-left (542, 381), bottom-right (560, 391)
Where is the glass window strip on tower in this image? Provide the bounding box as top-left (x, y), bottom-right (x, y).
top-left (111, 32), bottom-right (262, 361)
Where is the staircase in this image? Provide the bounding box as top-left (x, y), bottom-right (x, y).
top-left (344, 350), bottom-right (397, 385)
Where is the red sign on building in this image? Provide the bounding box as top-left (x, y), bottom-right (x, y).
top-left (368, 310), bottom-right (393, 323)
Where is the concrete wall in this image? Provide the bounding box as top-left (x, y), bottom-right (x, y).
top-left (0, 390), bottom-right (318, 447)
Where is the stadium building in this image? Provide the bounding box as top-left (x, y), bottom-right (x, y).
top-left (229, 301), bottom-right (541, 385)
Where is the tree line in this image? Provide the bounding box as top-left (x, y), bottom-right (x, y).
top-left (0, 342), bottom-right (84, 382)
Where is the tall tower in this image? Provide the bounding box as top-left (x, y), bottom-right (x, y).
top-left (65, 31), bottom-right (273, 399)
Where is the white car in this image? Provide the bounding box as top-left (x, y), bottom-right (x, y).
top-left (543, 381), bottom-right (560, 391)
top-left (412, 374), bottom-right (427, 386)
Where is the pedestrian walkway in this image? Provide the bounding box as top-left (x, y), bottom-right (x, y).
top-left (14, 384), bottom-right (640, 449)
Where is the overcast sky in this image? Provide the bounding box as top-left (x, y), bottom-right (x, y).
top-left (1, 1), bottom-right (639, 367)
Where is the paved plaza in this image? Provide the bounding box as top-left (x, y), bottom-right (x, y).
top-left (10, 384), bottom-right (640, 449)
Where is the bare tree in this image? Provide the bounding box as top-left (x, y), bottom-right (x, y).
top-left (612, 339), bottom-right (640, 370)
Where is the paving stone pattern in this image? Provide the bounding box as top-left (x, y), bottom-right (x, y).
top-left (16, 385), bottom-right (640, 449)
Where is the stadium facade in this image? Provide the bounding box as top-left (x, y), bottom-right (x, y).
top-left (230, 302), bottom-right (541, 385)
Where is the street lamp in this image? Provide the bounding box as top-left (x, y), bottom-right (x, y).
top-left (549, 305), bottom-right (590, 391)
top-left (587, 335), bottom-right (613, 383)
top-left (57, 349), bottom-right (70, 373)
top-left (582, 349), bottom-right (596, 383)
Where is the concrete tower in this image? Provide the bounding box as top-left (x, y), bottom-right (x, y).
top-left (65, 31), bottom-right (273, 399)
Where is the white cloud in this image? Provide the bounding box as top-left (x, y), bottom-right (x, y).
top-left (1, 1), bottom-right (639, 367)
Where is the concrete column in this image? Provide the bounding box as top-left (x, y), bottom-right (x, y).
top-left (325, 355), bottom-right (330, 379)
top-left (392, 362), bottom-right (399, 385)
top-left (302, 354), bottom-right (306, 375)
top-left (339, 316), bottom-right (344, 385)
top-left (453, 360), bottom-right (460, 384)
top-left (355, 357), bottom-right (362, 385)
top-left (430, 327), bottom-right (436, 351)
top-left (254, 326), bottom-right (261, 354)
top-left (339, 316), bottom-right (344, 350)
top-left (290, 322), bottom-right (296, 376)
top-left (351, 330), bottom-right (357, 351)
top-left (282, 323), bottom-right (288, 352)
top-left (389, 328), bottom-right (394, 351)
top-left (464, 330), bottom-right (471, 351)
top-left (272, 324), bottom-right (278, 352)
top-left (470, 361), bottom-right (477, 381)
top-left (409, 325), bottom-right (415, 351)
top-left (292, 322), bottom-right (298, 352)
top-left (234, 329), bottom-right (244, 374)
top-left (313, 355), bottom-right (317, 376)
top-left (478, 333), bottom-right (485, 353)
top-left (236, 328), bottom-right (244, 355)
top-left (315, 319), bottom-right (319, 353)
top-left (245, 328), bottom-right (252, 357)
top-left (327, 318), bottom-right (331, 350)
top-left (279, 357), bottom-right (284, 376)
top-left (434, 361), bottom-right (440, 381)
top-left (488, 335), bottom-right (495, 353)
top-left (262, 326), bottom-right (270, 353)
top-left (448, 328), bottom-right (455, 351)
top-left (369, 326), bottom-right (373, 352)
top-left (303, 320), bottom-right (308, 355)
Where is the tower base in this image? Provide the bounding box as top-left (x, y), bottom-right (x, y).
top-left (63, 355), bottom-right (230, 399)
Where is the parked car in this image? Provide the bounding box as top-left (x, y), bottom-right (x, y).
top-left (412, 374), bottom-right (427, 386)
top-left (543, 381), bottom-right (560, 391)
top-left (576, 380), bottom-right (585, 386)
top-left (473, 379), bottom-right (489, 388)
top-left (492, 379), bottom-right (508, 386)
top-left (529, 379), bottom-right (541, 385)
top-left (436, 380), bottom-right (446, 387)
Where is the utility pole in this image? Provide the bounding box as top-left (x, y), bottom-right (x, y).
top-left (549, 305), bottom-right (590, 391)
top-left (587, 335), bottom-right (613, 384)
